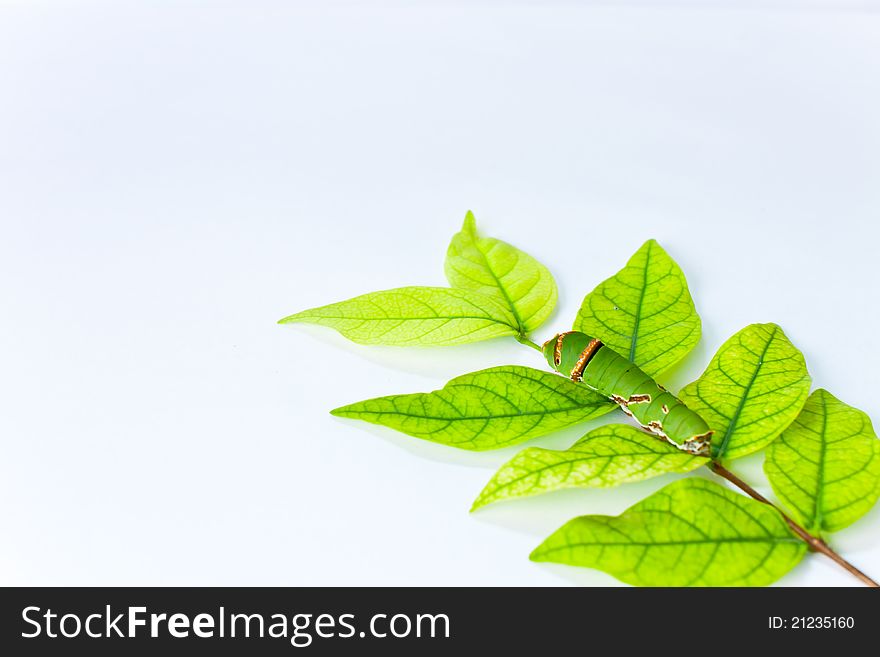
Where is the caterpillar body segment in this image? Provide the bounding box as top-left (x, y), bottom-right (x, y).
top-left (543, 331), bottom-right (712, 456)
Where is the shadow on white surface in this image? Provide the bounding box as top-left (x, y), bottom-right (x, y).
top-left (330, 413), bottom-right (616, 470)
top-left (281, 323), bottom-right (541, 381)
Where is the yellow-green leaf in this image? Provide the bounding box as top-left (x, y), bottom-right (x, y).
top-left (574, 239), bottom-right (700, 378)
top-left (765, 389), bottom-right (880, 534)
top-left (471, 424), bottom-right (707, 510)
top-left (278, 286), bottom-right (519, 346)
top-left (679, 323), bottom-right (811, 461)
top-left (531, 478), bottom-right (805, 586)
top-left (445, 212), bottom-right (557, 335)
top-left (331, 366), bottom-right (614, 450)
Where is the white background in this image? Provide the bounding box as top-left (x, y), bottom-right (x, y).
top-left (1, 1), bottom-right (879, 586)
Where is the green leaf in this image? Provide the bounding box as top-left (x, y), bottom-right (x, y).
top-left (531, 478), bottom-right (805, 586)
top-left (445, 212), bottom-right (557, 335)
top-left (278, 286), bottom-right (520, 346)
top-left (679, 323), bottom-right (811, 461)
top-left (331, 366), bottom-right (614, 451)
top-left (573, 239), bottom-right (700, 378)
top-left (765, 389), bottom-right (880, 534)
top-left (471, 424), bottom-right (708, 510)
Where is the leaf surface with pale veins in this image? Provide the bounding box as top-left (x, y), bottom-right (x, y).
top-left (445, 212), bottom-right (557, 335)
top-left (331, 366), bottom-right (615, 450)
top-left (531, 478), bottom-right (805, 586)
top-left (472, 424), bottom-right (707, 510)
top-left (765, 389), bottom-right (880, 534)
top-left (679, 323), bottom-right (811, 460)
top-left (279, 286), bottom-right (519, 346)
top-left (574, 239), bottom-right (700, 378)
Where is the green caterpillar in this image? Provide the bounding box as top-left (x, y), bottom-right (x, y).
top-left (543, 331), bottom-right (713, 456)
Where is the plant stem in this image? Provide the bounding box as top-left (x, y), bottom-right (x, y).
top-left (709, 461), bottom-right (879, 588)
top-left (515, 334), bottom-right (543, 352)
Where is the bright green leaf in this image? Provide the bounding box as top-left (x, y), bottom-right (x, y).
top-left (765, 389), bottom-right (880, 534)
top-left (278, 286), bottom-right (519, 346)
top-left (471, 424), bottom-right (707, 510)
top-left (531, 478), bottom-right (805, 586)
top-left (574, 239), bottom-right (700, 378)
top-left (679, 323), bottom-right (811, 461)
top-left (445, 212), bottom-right (558, 335)
top-left (331, 366), bottom-right (614, 451)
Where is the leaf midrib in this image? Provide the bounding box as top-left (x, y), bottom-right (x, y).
top-left (628, 241), bottom-right (652, 362)
top-left (715, 325), bottom-right (777, 458)
top-left (538, 536), bottom-right (801, 551)
top-left (465, 233), bottom-right (528, 335)
top-left (481, 451), bottom-right (680, 499)
top-left (812, 393), bottom-right (829, 532)
top-left (334, 406), bottom-right (599, 422)
top-left (291, 313), bottom-right (512, 323)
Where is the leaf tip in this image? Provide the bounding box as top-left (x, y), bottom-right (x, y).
top-left (329, 405), bottom-right (354, 418)
top-left (462, 210), bottom-right (477, 233)
top-left (469, 495), bottom-right (488, 513)
top-left (811, 387), bottom-right (831, 401)
top-left (749, 322), bottom-right (788, 341)
top-left (528, 544), bottom-right (548, 562)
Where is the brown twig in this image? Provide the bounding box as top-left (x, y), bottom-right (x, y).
top-left (709, 462), bottom-right (879, 588)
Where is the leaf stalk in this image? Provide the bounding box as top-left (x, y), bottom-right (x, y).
top-left (515, 334), bottom-right (543, 352)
